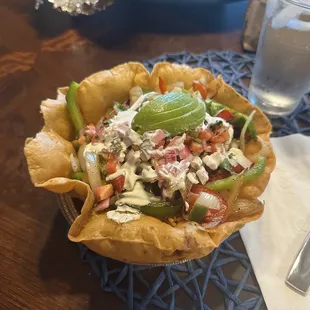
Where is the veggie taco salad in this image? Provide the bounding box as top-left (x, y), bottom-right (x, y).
top-left (25, 63), bottom-right (275, 264)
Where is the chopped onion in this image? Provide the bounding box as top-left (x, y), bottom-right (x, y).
top-left (228, 148), bottom-right (252, 169)
top-left (257, 136), bottom-right (271, 157)
top-left (195, 192), bottom-right (221, 210)
top-left (70, 154), bottom-right (81, 172)
top-left (85, 152), bottom-right (102, 190)
top-left (94, 198), bottom-right (110, 212)
top-left (240, 110), bottom-right (256, 153)
top-left (224, 175), bottom-right (244, 222)
top-left (78, 143), bottom-right (87, 171)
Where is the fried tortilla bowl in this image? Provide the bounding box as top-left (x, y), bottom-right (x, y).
top-left (24, 62), bottom-right (275, 264)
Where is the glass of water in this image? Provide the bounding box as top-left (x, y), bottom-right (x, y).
top-left (248, 0), bottom-right (310, 116)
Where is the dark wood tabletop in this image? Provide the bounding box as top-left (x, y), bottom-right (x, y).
top-left (0, 1), bottom-right (250, 309)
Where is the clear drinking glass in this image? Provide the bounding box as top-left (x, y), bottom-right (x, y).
top-left (248, 0), bottom-right (310, 116)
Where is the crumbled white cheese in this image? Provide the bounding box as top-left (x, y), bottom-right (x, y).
top-left (215, 143), bottom-right (226, 154)
top-left (128, 130), bottom-right (142, 145)
top-left (107, 205), bottom-right (142, 224)
top-left (115, 205), bottom-right (141, 214)
top-left (196, 167), bottom-right (209, 185)
top-left (140, 139), bottom-right (154, 161)
top-left (119, 141), bottom-right (127, 162)
top-left (202, 152), bottom-right (226, 170)
top-left (227, 148), bottom-right (252, 168)
top-left (187, 172), bottom-right (199, 184)
top-left (111, 110), bottom-right (137, 126)
top-left (190, 156), bottom-right (203, 170)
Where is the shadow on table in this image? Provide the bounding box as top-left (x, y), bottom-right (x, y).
top-left (32, 0), bottom-right (247, 48)
top-left (38, 210), bottom-right (260, 310)
top-left (38, 210), bottom-right (123, 310)
top-left (38, 210), bottom-right (226, 310)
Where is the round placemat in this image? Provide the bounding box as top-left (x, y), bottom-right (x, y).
top-left (58, 50), bottom-right (310, 310)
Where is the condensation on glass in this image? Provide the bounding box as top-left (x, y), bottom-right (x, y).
top-left (248, 0), bottom-right (310, 116)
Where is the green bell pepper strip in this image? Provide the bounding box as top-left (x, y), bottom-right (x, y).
top-left (131, 201), bottom-right (182, 218)
top-left (207, 156), bottom-right (266, 191)
top-left (72, 171), bottom-right (85, 181)
top-left (189, 203), bottom-right (208, 222)
top-left (205, 100), bottom-right (256, 137)
top-left (66, 82), bottom-right (85, 132)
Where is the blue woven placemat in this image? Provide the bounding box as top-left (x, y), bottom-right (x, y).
top-left (76, 51), bottom-right (310, 310)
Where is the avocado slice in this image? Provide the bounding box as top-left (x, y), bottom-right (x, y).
top-left (132, 92), bottom-right (206, 136)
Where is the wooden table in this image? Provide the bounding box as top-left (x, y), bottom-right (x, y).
top-left (0, 1), bottom-right (250, 309)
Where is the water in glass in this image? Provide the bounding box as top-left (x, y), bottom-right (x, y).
top-left (248, 0), bottom-right (310, 116)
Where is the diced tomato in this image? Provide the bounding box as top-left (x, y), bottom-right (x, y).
top-left (189, 186), bottom-right (228, 224)
top-left (202, 141), bottom-right (211, 152)
top-left (159, 77), bottom-right (167, 94)
top-left (211, 143), bottom-right (217, 153)
top-left (105, 158), bottom-right (117, 174)
top-left (179, 145), bottom-right (190, 160)
top-left (189, 141), bottom-right (203, 153)
top-left (192, 80), bottom-right (207, 99)
top-left (165, 150), bottom-right (177, 163)
top-left (198, 129), bottom-right (214, 141)
top-left (111, 175), bottom-right (125, 193)
top-left (216, 109), bottom-right (234, 121)
top-left (202, 142), bottom-right (217, 153)
top-left (95, 184), bottom-right (114, 201)
top-left (210, 128), bottom-right (229, 143)
top-left (231, 164), bottom-right (244, 174)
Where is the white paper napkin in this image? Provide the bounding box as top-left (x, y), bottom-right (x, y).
top-left (241, 134), bottom-right (310, 310)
